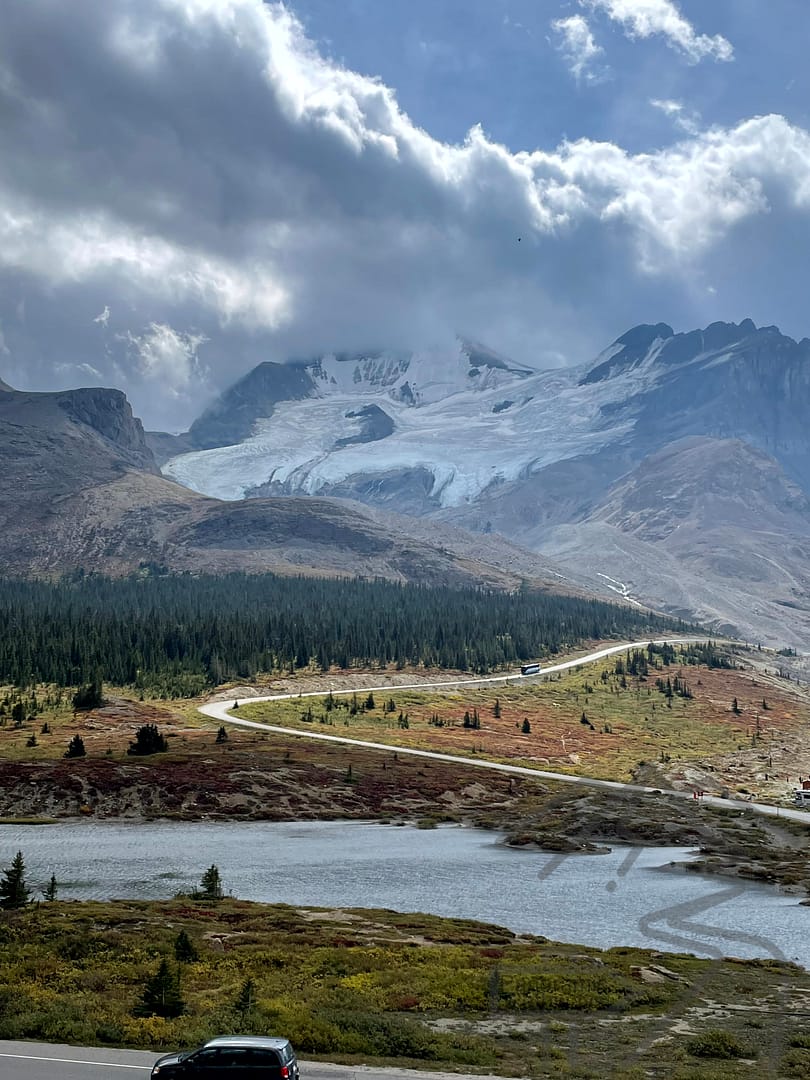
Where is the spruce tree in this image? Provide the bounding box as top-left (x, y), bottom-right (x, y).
top-left (234, 977), bottom-right (258, 1014)
top-left (43, 873), bottom-right (58, 902)
top-left (521, 718), bottom-right (531, 734)
top-left (127, 724), bottom-right (168, 755)
top-left (72, 678), bottom-right (103, 710)
top-left (199, 864), bottom-right (223, 900)
top-left (0, 851), bottom-right (30, 909)
top-left (64, 734), bottom-right (86, 758)
top-left (215, 726), bottom-right (228, 744)
top-left (174, 929), bottom-right (198, 962)
top-left (133, 958), bottom-right (185, 1018)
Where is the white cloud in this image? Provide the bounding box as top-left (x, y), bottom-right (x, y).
top-left (93, 305), bottom-right (111, 326)
top-left (120, 323), bottom-right (209, 399)
top-left (650, 98), bottom-right (700, 135)
top-left (552, 16), bottom-right (607, 83)
top-left (582, 0), bottom-right (734, 63)
top-left (0, 0), bottom-right (807, 430)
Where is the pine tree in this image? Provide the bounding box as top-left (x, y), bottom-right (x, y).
top-left (199, 864), bottom-right (223, 900)
top-left (0, 851), bottom-right (30, 909)
top-left (215, 725), bottom-right (228, 744)
top-left (364, 692), bottom-right (375, 711)
top-left (43, 873), bottom-right (58, 902)
top-left (521, 718), bottom-right (531, 734)
top-left (174, 929), bottom-right (199, 962)
top-left (133, 959), bottom-right (185, 1018)
top-left (493, 698), bottom-right (501, 718)
top-left (64, 734), bottom-right (86, 759)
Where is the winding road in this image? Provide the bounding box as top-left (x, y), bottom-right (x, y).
top-left (198, 638), bottom-right (810, 826)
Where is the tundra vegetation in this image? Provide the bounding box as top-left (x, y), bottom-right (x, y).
top-left (237, 643), bottom-right (809, 788)
top-left (0, 897), bottom-right (808, 1078)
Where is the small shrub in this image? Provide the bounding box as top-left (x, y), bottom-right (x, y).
top-left (686, 1028), bottom-right (752, 1059)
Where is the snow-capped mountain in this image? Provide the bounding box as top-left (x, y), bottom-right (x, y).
top-left (156, 320), bottom-right (810, 647)
top-left (161, 336), bottom-right (639, 506)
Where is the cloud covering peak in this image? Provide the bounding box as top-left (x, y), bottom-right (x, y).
top-left (0, 0), bottom-right (806, 428)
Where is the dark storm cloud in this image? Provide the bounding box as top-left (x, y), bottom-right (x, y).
top-left (1, 0), bottom-right (810, 429)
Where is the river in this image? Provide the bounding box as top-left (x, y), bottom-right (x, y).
top-left (1, 820), bottom-right (806, 966)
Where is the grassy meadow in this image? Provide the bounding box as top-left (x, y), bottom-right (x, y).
top-left (235, 645), bottom-right (809, 786)
top-left (1, 898), bottom-right (810, 1079)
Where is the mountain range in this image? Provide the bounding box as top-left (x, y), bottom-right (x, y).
top-left (3, 318), bottom-right (809, 647)
top-left (0, 378), bottom-right (573, 595)
top-left (148, 320), bottom-right (810, 648)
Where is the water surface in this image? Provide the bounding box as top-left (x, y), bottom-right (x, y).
top-left (1, 820), bottom-right (805, 966)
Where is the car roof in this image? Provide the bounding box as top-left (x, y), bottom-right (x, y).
top-left (204, 1036), bottom-right (292, 1051)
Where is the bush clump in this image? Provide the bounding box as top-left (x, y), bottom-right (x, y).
top-left (687, 1028), bottom-right (752, 1059)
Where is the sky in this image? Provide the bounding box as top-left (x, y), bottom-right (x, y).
top-left (1, 0), bottom-right (810, 430)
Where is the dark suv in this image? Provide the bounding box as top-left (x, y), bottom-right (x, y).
top-left (151, 1036), bottom-right (300, 1078)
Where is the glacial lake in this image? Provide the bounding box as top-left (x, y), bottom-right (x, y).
top-left (1, 819), bottom-right (806, 967)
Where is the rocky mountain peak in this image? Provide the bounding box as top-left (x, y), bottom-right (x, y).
top-left (580, 318), bottom-right (785, 385)
top-left (55, 387), bottom-right (154, 461)
top-left (188, 362), bottom-right (316, 450)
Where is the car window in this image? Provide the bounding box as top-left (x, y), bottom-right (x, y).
top-left (243, 1048), bottom-right (281, 1068)
top-left (191, 1048), bottom-right (222, 1068)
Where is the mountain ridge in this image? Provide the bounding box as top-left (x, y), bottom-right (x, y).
top-left (0, 381), bottom-right (580, 597)
top-left (152, 318), bottom-right (810, 646)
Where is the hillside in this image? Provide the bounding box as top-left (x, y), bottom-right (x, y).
top-left (0, 379), bottom-right (578, 593)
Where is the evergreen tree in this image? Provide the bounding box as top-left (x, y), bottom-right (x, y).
top-left (0, 572), bottom-right (684, 691)
top-left (732, 697), bottom-right (741, 714)
top-left (174, 929), bottom-right (199, 962)
top-left (199, 864), bottom-right (223, 900)
top-left (72, 678), bottom-right (103, 710)
top-left (127, 724), bottom-right (168, 755)
top-left (0, 851), bottom-right (30, 909)
top-left (11, 702), bottom-right (24, 728)
top-left (215, 726), bottom-right (228, 744)
top-left (133, 959), bottom-right (185, 1018)
top-left (493, 698), bottom-right (501, 718)
top-left (521, 718), bottom-right (531, 734)
top-left (26, 733), bottom-right (37, 748)
top-left (64, 734), bottom-right (86, 759)
top-left (234, 977), bottom-right (258, 1014)
top-left (43, 873), bottom-right (58, 902)
top-left (364, 692), bottom-right (375, 710)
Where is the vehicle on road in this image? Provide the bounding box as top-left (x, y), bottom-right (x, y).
top-left (151, 1036), bottom-right (299, 1078)
top-left (520, 662), bottom-right (541, 675)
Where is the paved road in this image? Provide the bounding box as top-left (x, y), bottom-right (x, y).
top-left (199, 638), bottom-right (810, 827)
top-left (0, 1043), bottom-right (505, 1080)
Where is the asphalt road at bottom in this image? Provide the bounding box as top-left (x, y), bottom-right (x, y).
top-left (0, 1043), bottom-right (507, 1080)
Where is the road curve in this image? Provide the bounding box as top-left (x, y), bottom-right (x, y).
top-left (197, 639), bottom-right (810, 827)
